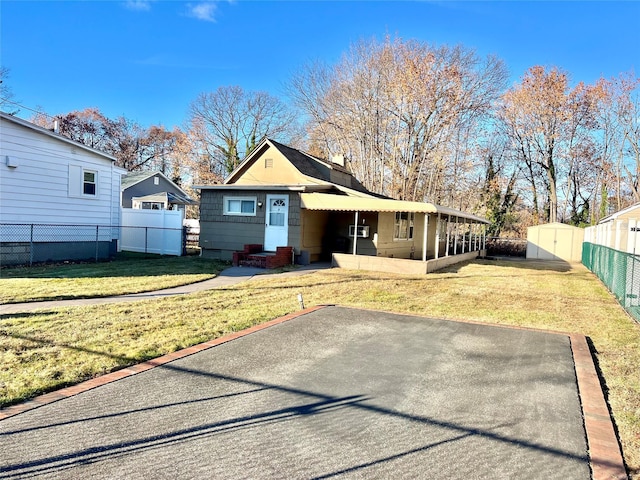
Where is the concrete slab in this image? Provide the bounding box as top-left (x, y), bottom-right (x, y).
top-left (0, 306), bottom-right (608, 479)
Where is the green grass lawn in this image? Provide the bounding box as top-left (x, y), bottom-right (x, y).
top-left (0, 253), bottom-right (228, 303)
top-left (0, 258), bottom-right (638, 477)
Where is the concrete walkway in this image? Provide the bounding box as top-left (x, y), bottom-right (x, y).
top-left (0, 263), bottom-right (331, 315)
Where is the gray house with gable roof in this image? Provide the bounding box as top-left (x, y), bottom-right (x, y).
top-left (195, 138), bottom-right (488, 272)
top-left (121, 171), bottom-right (197, 212)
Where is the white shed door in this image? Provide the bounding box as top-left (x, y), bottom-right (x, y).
top-left (264, 195), bottom-right (288, 251)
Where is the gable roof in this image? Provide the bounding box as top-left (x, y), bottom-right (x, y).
top-left (598, 202), bottom-right (640, 224)
top-left (0, 112), bottom-right (117, 162)
top-left (121, 170), bottom-right (192, 194)
top-left (122, 170), bottom-right (197, 204)
top-left (224, 138), bottom-right (374, 195)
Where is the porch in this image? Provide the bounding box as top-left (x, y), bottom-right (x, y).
top-left (299, 192), bottom-right (489, 273)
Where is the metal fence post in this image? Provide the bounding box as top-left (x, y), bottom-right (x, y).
top-left (30, 224), bottom-right (34, 266)
top-left (95, 225), bottom-right (99, 262)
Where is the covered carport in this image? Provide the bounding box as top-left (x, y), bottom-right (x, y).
top-left (299, 192), bottom-right (489, 274)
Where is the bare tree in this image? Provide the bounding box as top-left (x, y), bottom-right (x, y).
top-left (186, 86), bottom-right (300, 177)
top-left (498, 66), bottom-right (602, 224)
top-left (288, 36), bottom-right (508, 203)
top-left (34, 108), bottom-right (189, 179)
top-left (0, 66), bottom-right (19, 114)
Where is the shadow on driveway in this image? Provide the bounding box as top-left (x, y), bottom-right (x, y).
top-left (0, 306), bottom-right (624, 479)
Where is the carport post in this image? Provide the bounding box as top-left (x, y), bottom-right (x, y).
top-left (463, 221), bottom-right (468, 253)
top-left (435, 213), bottom-right (441, 259)
top-left (445, 216), bottom-right (451, 256)
top-left (422, 213), bottom-right (429, 261)
top-left (474, 224), bottom-right (479, 251)
top-left (462, 220), bottom-right (471, 253)
top-left (352, 211), bottom-right (359, 255)
top-left (453, 216), bottom-right (458, 255)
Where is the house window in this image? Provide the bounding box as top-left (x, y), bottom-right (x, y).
top-left (83, 170), bottom-right (97, 196)
top-left (142, 202), bottom-right (163, 210)
top-left (394, 212), bottom-right (414, 240)
top-left (223, 196), bottom-right (257, 216)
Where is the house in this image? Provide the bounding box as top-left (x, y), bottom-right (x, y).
top-left (121, 171), bottom-right (197, 212)
top-left (195, 139), bottom-right (488, 274)
top-left (0, 112), bottom-right (125, 265)
top-left (584, 202), bottom-right (640, 253)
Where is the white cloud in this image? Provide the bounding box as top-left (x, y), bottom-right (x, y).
top-left (186, 2), bottom-right (218, 22)
top-left (124, 0), bottom-right (152, 11)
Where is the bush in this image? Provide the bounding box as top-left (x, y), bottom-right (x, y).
top-left (486, 237), bottom-right (526, 257)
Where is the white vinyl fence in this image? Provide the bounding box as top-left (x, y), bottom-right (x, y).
top-left (584, 218), bottom-right (640, 254)
top-left (120, 209), bottom-right (184, 256)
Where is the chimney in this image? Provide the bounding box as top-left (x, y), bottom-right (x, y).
top-left (332, 154), bottom-right (345, 167)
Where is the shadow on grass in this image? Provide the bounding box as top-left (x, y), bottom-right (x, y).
top-left (439, 258), bottom-right (575, 274)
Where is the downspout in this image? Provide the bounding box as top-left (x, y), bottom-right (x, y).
top-left (352, 211), bottom-right (359, 255)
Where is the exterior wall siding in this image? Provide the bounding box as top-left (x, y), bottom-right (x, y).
top-left (0, 116), bottom-right (122, 228)
top-left (199, 189), bottom-right (301, 259)
top-left (233, 146), bottom-right (308, 185)
top-left (374, 211), bottom-right (427, 259)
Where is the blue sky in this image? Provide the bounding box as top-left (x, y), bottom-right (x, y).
top-left (1, 1), bottom-right (638, 130)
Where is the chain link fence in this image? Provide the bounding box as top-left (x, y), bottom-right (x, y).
top-left (582, 242), bottom-right (640, 323)
top-left (0, 223), bottom-right (187, 267)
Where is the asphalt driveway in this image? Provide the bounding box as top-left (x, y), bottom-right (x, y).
top-left (1, 306), bottom-right (594, 479)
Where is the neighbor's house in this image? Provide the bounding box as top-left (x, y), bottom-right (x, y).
top-left (195, 139), bottom-right (488, 274)
top-left (0, 112), bottom-right (125, 265)
top-left (584, 202), bottom-right (640, 253)
top-left (121, 170), bottom-right (197, 212)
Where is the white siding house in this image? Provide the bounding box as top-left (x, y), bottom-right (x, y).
top-left (0, 112), bottom-right (125, 265)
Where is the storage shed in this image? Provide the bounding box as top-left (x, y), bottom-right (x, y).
top-left (526, 222), bottom-right (584, 262)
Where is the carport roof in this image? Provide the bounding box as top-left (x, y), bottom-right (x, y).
top-left (300, 192), bottom-right (489, 224)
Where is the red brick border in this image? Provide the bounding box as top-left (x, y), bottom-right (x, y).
top-left (0, 305), bottom-right (328, 421)
top-left (314, 306), bottom-right (630, 479)
top-left (0, 305), bottom-right (629, 479)
top-left (570, 334), bottom-right (628, 480)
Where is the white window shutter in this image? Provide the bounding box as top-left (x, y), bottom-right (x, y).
top-left (68, 164), bottom-right (82, 197)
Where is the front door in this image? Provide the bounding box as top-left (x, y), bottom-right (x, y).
top-left (264, 195), bottom-right (289, 251)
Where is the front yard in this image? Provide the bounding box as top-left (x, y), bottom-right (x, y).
top-left (0, 253), bottom-right (227, 303)
top-left (0, 258), bottom-right (638, 476)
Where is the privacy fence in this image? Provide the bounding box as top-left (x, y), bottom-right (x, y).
top-left (583, 219), bottom-right (640, 323)
top-left (1, 222), bottom-right (187, 267)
